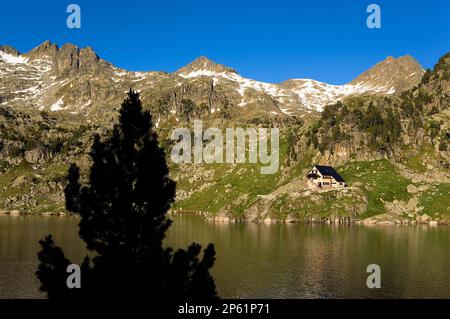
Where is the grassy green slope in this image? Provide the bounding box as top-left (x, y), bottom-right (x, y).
top-left (339, 160), bottom-right (412, 219)
top-left (173, 132), bottom-right (290, 218)
top-left (419, 183), bottom-right (450, 219)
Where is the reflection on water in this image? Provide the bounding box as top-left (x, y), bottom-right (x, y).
top-left (0, 215), bottom-right (84, 299)
top-left (0, 214), bottom-right (449, 298)
top-left (165, 215), bottom-right (450, 299)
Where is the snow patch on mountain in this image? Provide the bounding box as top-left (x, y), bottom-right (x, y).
top-left (0, 51), bottom-right (29, 64)
top-left (283, 79), bottom-right (398, 111)
top-left (50, 97), bottom-right (65, 111)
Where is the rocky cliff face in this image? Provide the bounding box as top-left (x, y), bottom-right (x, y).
top-left (23, 41), bottom-right (107, 76)
top-left (0, 104), bottom-right (95, 213)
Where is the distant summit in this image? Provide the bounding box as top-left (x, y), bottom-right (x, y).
top-left (350, 55), bottom-right (424, 93)
top-left (176, 56), bottom-right (238, 77)
top-left (280, 55), bottom-right (424, 110)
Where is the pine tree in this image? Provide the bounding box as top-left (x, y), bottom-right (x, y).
top-left (36, 90), bottom-right (218, 300)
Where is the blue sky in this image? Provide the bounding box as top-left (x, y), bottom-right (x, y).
top-left (1, 0), bottom-right (449, 84)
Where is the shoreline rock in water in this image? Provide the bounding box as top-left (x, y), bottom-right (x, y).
top-left (170, 210), bottom-right (449, 226)
top-left (1, 210), bottom-right (447, 226)
top-left (0, 210), bottom-right (69, 216)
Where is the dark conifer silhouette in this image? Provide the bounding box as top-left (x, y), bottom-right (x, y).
top-left (36, 90), bottom-right (218, 299)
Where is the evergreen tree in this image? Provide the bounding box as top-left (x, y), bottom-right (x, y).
top-left (36, 90), bottom-right (218, 300)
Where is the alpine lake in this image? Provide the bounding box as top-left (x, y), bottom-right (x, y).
top-left (0, 214), bottom-right (449, 298)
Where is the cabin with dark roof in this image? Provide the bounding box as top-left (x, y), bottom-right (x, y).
top-left (306, 165), bottom-right (347, 189)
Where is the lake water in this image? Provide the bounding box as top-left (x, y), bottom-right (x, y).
top-left (0, 214), bottom-right (449, 299)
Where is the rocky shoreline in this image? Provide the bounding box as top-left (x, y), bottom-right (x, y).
top-left (0, 210), bottom-right (70, 216)
top-left (170, 210), bottom-right (449, 226)
top-left (1, 209), bottom-right (447, 226)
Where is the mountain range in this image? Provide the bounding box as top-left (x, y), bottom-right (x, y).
top-left (0, 41), bottom-right (424, 122)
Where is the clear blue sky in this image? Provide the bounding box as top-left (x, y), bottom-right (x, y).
top-left (1, 0), bottom-right (449, 84)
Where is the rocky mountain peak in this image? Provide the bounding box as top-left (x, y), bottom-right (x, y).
top-left (25, 40), bottom-right (58, 59)
top-left (23, 41), bottom-right (104, 76)
top-left (0, 45), bottom-right (20, 56)
top-left (176, 56), bottom-right (238, 76)
top-left (350, 55), bottom-right (424, 93)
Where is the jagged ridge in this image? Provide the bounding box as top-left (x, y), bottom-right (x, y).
top-left (0, 41), bottom-right (424, 120)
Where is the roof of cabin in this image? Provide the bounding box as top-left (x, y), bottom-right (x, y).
top-left (309, 165), bottom-right (346, 183)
